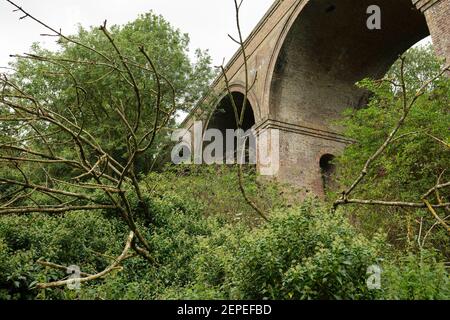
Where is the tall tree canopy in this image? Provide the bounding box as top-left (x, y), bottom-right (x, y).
top-left (6, 12), bottom-right (214, 173)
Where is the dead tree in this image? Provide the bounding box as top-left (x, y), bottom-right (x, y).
top-left (218, 0), bottom-right (269, 222)
top-left (1, 1), bottom-right (177, 288)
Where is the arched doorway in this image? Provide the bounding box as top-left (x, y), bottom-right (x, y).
top-left (320, 154), bottom-right (336, 193)
top-left (206, 92), bottom-right (256, 164)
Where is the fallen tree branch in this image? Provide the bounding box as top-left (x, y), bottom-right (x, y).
top-left (422, 181), bottom-right (450, 199)
top-left (37, 260), bottom-right (93, 278)
top-left (334, 198), bottom-right (449, 209)
top-left (37, 231), bottom-right (135, 289)
top-left (0, 205), bottom-right (117, 215)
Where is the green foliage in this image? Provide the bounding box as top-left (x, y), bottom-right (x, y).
top-left (387, 44), bottom-right (443, 92)
top-left (334, 44), bottom-right (450, 253)
top-left (183, 201), bottom-right (384, 300)
top-left (381, 250), bottom-right (449, 300)
top-left (74, 199), bottom-right (386, 300)
top-left (145, 165), bottom-right (300, 225)
top-left (7, 12), bottom-right (214, 174)
top-left (0, 211), bottom-right (124, 299)
top-left (75, 191), bottom-right (228, 300)
top-left (0, 170), bottom-right (448, 300)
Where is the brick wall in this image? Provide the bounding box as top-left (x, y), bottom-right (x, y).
top-left (414, 0), bottom-right (450, 63)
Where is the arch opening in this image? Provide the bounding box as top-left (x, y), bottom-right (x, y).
top-left (269, 0), bottom-right (430, 132)
top-left (208, 92), bottom-right (255, 132)
top-left (265, 0), bottom-right (431, 194)
top-left (206, 92), bottom-right (256, 164)
top-left (320, 154), bottom-right (336, 193)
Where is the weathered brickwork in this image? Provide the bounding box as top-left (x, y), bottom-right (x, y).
top-left (416, 0), bottom-right (450, 62)
top-left (184, 0), bottom-right (450, 196)
top-left (413, 0), bottom-right (441, 12)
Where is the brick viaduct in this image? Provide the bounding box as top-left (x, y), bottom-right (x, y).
top-left (183, 0), bottom-right (450, 196)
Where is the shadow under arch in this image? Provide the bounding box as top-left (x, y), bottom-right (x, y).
top-left (268, 0), bottom-right (430, 131)
top-left (206, 92), bottom-right (256, 164)
top-left (260, 0), bottom-right (432, 195)
top-left (207, 92), bottom-right (256, 132)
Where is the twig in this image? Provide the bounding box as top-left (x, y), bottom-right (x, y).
top-left (334, 61), bottom-right (450, 210)
top-left (422, 199), bottom-right (450, 232)
top-left (37, 232), bottom-right (135, 289)
top-left (37, 260), bottom-right (93, 278)
top-left (334, 198), bottom-right (449, 209)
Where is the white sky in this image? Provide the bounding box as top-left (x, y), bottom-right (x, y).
top-left (0, 0), bottom-right (275, 68)
top-left (0, 0), bottom-right (432, 70)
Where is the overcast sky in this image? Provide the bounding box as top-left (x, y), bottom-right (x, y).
top-left (0, 0), bottom-right (274, 68)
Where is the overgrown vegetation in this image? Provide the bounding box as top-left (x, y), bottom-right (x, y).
top-left (333, 45), bottom-right (450, 258)
top-left (1, 171), bottom-right (447, 300)
top-left (0, 1), bottom-right (448, 300)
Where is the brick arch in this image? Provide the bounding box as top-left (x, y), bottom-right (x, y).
top-left (206, 90), bottom-right (256, 133)
top-left (216, 82), bottom-right (261, 123)
top-left (260, 0), bottom-right (436, 194)
top-left (204, 91), bottom-right (257, 165)
top-left (183, 0), bottom-right (448, 195)
top-left (266, 0), bottom-right (430, 132)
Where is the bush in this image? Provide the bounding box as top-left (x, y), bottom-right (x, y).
top-left (161, 200), bottom-right (385, 300)
top-left (75, 192), bottom-right (228, 300)
top-left (0, 169), bottom-right (447, 300)
top-left (381, 250), bottom-right (449, 300)
top-left (0, 211), bottom-right (124, 299)
top-left (145, 164), bottom-right (301, 225)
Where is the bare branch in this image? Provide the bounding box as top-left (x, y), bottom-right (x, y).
top-left (37, 260), bottom-right (93, 278)
top-left (334, 198), bottom-right (449, 209)
top-left (422, 199), bottom-right (450, 232)
top-left (0, 205), bottom-right (117, 215)
top-left (37, 231), bottom-right (135, 289)
top-left (334, 62), bottom-right (450, 210)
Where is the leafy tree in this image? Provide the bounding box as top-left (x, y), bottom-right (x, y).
top-left (334, 44), bottom-right (449, 254)
top-left (0, 4), bottom-right (214, 289)
top-left (7, 12), bottom-right (214, 174)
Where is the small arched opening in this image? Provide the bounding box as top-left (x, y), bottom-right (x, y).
top-left (320, 154), bottom-right (336, 193)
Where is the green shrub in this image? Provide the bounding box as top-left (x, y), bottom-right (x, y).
top-left (76, 193), bottom-right (228, 300)
top-left (0, 172), bottom-right (447, 300)
top-left (381, 250), bottom-right (449, 300)
top-left (0, 211), bottom-right (124, 299)
top-left (161, 200), bottom-right (383, 300)
top-left (145, 164), bottom-right (300, 225)
top-left (228, 202), bottom-right (384, 299)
